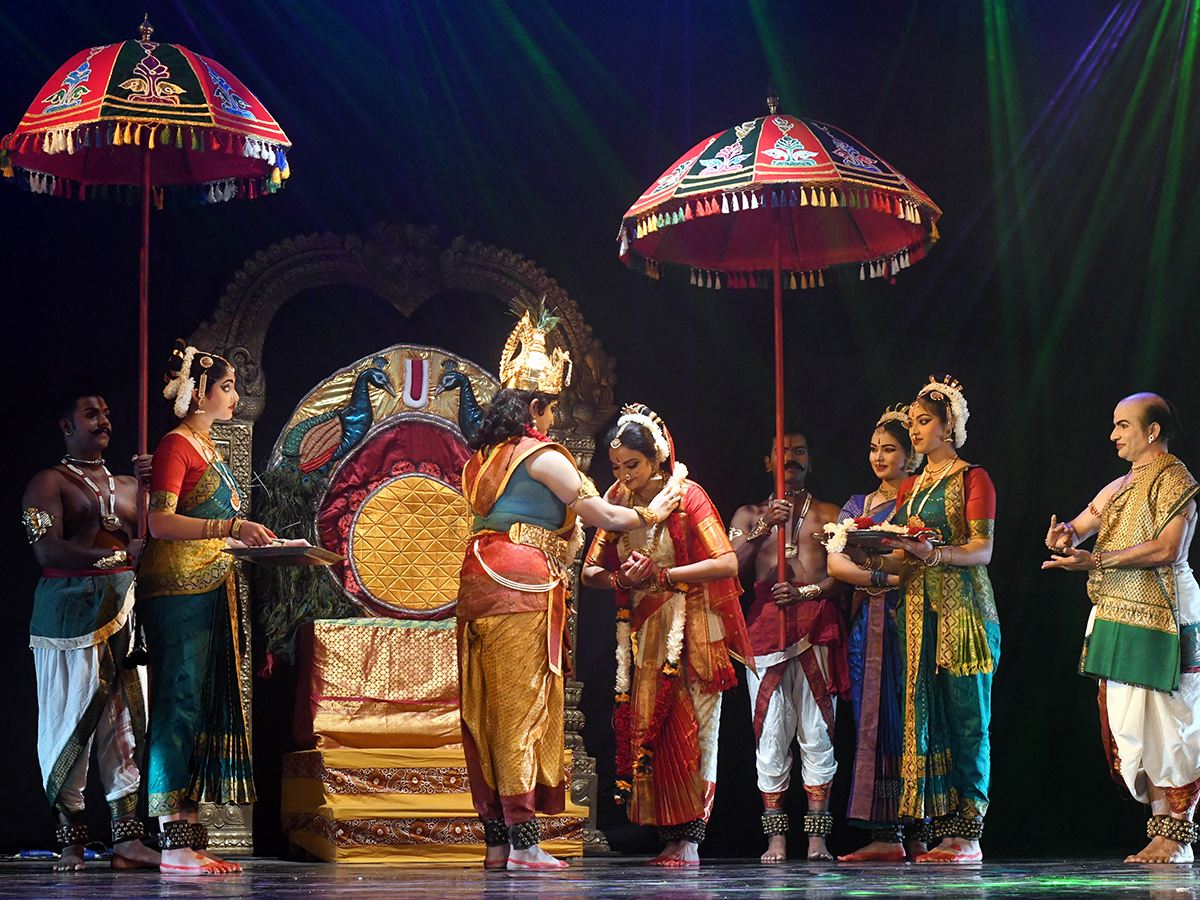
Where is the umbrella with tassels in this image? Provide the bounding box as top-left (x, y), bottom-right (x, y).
top-left (618, 91), bottom-right (941, 631)
top-left (0, 15), bottom-right (292, 507)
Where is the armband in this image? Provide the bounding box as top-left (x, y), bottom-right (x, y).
top-left (745, 517), bottom-right (772, 541)
top-left (23, 508), bottom-right (53, 544)
top-left (148, 491), bottom-right (178, 514)
top-left (571, 475), bottom-right (600, 504)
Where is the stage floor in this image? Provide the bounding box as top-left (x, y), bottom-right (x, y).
top-left (1, 857), bottom-right (1198, 898)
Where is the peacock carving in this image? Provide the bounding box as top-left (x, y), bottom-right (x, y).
top-left (433, 359), bottom-right (485, 440)
top-left (279, 358), bottom-right (396, 474)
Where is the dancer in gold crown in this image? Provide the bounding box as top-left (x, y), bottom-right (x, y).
top-left (458, 307), bottom-right (681, 870)
top-left (1044, 393), bottom-right (1200, 864)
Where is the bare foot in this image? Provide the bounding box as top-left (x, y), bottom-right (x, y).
top-left (159, 847), bottom-right (242, 875)
top-left (1125, 836), bottom-right (1194, 864)
top-left (484, 843), bottom-right (510, 869)
top-left (507, 844), bottom-right (567, 870)
top-left (838, 840), bottom-right (905, 861)
top-left (904, 839), bottom-right (929, 861)
top-left (111, 838), bottom-right (160, 869)
top-left (760, 833), bottom-right (787, 863)
top-left (648, 839), bottom-right (699, 867)
top-left (807, 834), bottom-right (833, 861)
top-left (54, 843), bottom-right (86, 872)
top-left (915, 838), bottom-right (982, 863)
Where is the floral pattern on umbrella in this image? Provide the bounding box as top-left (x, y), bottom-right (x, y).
top-left (618, 114), bottom-right (940, 288)
top-left (1, 26), bottom-right (291, 204)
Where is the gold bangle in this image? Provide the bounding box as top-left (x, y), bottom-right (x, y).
top-left (945, 546), bottom-right (955, 566)
top-left (796, 583), bottom-right (822, 602)
top-left (1094, 549), bottom-right (1103, 570)
top-left (870, 554), bottom-right (883, 572)
top-left (95, 549), bottom-right (129, 570)
top-left (231, 518), bottom-right (244, 540)
top-left (746, 517), bottom-right (771, 541)
top-left (634, 506), bottom-right (660, 527)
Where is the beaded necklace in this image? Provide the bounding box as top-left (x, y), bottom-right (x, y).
top-left (61, 457), bottom-right (122, 531)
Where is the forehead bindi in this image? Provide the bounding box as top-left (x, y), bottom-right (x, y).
top-left (77, 397), bottom-right (108, 416)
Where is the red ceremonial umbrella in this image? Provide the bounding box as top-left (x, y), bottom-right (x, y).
top-left (618, 95), bottom-right (941, 619)
top-left (0, 16), bottom-right (292, 483)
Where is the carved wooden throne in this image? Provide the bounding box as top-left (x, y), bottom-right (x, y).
top-left (188, 224), bottom-right (616, 858)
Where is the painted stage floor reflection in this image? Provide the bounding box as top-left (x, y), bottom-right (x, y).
top-left (2, 857), bottom-right (1200, 898)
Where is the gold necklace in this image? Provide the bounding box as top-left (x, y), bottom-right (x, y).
top-left (906, 461), bottom-right (961, 523)
top-left (183, 421), bottom-right (219, 461)
top-left (922, 455), bottom-right (959, 478)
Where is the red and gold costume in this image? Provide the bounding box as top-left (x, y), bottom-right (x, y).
top-left (456, 434), bottom-right (578, 825)
top-left (586, 480), bottom-right (751, 828)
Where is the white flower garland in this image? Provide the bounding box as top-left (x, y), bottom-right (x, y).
top-left (615, 620), bottom-right (632, 693)
top-left (917, 379), bottom-right (969, 448)
top-left (822, 519), bottom-right (913, 554)
top-left (613, 460), bottom-right (690, 695)
top-left (162, 345), bottom-right (198, 419)
top-left (663, 594), bottom-right (686, 665)
top-left (615, 410), bottom-right (670, 464)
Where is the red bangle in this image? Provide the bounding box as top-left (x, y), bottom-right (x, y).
top-left (610, 571), bottom-right (625, 590)
top-left (656, 568), bottom-right (677, 592)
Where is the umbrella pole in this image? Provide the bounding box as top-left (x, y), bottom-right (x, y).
top-left (137, 145), bottom-right (150, 536)
top-left (773, 229), bottom-right (787, 649)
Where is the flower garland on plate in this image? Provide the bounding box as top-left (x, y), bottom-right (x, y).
top-left (612, 462), bottom-right (689, 805)
top-left (822, 517), bottom-right (931, 554)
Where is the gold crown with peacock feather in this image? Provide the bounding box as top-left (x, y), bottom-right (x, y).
top-left (499, 303), bottom-right (573, 394)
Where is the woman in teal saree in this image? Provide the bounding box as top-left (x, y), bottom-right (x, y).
top-left (881, 375), bottom-right (1000, 864)
top-left (138, 342), bottom-right (275, 875)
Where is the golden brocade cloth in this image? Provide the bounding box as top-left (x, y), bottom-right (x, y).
top-left (280, 746), bottom-right (585, 863)
top-left (458, 610), bottom-right (565, 820)
top-left (137, 534), bottom-right (230, 597)
top-left (294, 619), bottom-right (462, 751)
top-left (899, 469), bottom-right (998, 677)
top-left (1088, 454), bottom-right (1199, 635)
top-left (1083, 453), bottom-right (1200, 692)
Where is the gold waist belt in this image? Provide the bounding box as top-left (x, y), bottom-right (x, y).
top-left (508, 522), bottom-right (572, 569)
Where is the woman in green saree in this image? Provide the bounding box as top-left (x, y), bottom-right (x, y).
top-left (880, 375), bottom-right (1000, 864)
top-left (138, 342), bottom-right (275, 875)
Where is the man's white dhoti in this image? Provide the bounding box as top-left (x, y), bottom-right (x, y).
top-left (33, 628), bottom-right (142, 815)
top-left (1105, 566), bottom-right (1200, 803)
top-left (747, 646), bottom-right (837, 793)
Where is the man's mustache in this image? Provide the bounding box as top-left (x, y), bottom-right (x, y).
top-left (784, 461), bottom-right (804, 471)
top-left (91, 427), bottom-right (111, 436)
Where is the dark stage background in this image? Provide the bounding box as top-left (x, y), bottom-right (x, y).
top-left (2, 0), bottom-right (1198, 860)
